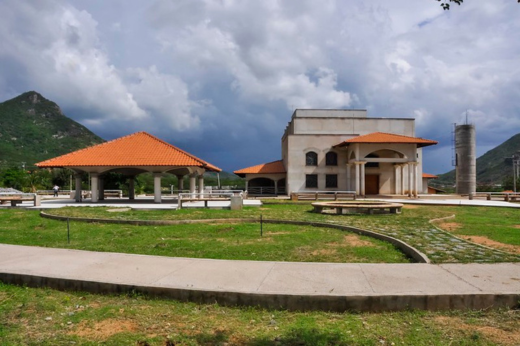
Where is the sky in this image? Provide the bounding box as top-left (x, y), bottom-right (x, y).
top-left (0, 0), bottom-right (519, 174)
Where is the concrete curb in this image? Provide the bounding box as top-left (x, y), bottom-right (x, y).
top-left (39, 212), bottom-right (430, 263)
top-left (1, 272), bottom-right (518, 312)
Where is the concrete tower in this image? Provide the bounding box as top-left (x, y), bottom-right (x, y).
top-left (455, 124), bottom-right (476, 194)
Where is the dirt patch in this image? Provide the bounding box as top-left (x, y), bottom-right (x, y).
top-left (71, 319), bottom-right (138, 339)
top-left (514, 225), bottom-right (520, 229)
top-left (433, 316), bottom-right (520, 345)
top-left (402, 204), bottom-right (420, 209)
top-left (265, 231), bottom-right (290, 235)
top-left (343, 234), bottom-right (375, 247)
top-left (461, 235), bottom-right (520, 254)
top-left (311, 249), bottom-right (337, 256)
top-left (438, 222), bottom-right (462, 232)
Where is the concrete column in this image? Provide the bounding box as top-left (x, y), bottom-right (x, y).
top-left (189, 174), bottom-right (196, 198)
top-left (128, 177), bottom-right (135, 200)
top-left (176, 175), bottom-right (184, 192)
top-left (346, 164), bottom-right (351, 191)
top-left (355, 163), bottom-right (360, 195)
top-left (360, 162), bottom-right (366, 197)
top-left (413, 163), bottom-right (418, 197)
top-left (274, 180), bottom-right (278, 195)
top-left (408, 163), bottom-right (413, 197)
top-left (394, 165), bottom-right (399, 195)
top-left (91, 173), bottom-right (99, 203)
top-left (98, 176), bottom-right (105, 201)
top-left (400, 165), bottom-right (405, 196)
top-left (245, 179), bottom-right (249, 192)
top-left (198, 175), bottom-right (204, 197)
top-left (153, 173), bottom-right (162, 203)
top-left (74, 173), bottom-right (82, 202)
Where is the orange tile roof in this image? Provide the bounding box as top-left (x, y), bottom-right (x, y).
top-left (334, 132), bottom-right (438, 148)
top-left (234, 160), bottom-right (286, 176)
top-left (35, 132), bottom-right (221, 172)
top-left (422, 173), bottom-right (438, 179)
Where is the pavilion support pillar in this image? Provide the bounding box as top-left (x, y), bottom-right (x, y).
top-left (198, 175), bottom-right (204, 198)
top-left (189, 174), bottom-right (197, 198)
top-left (176, 175), bottom-right (184, 192)
top-left (153, 173), bottom-right (162, 203)
top-left (245, 179), bottom-right (249, 192)
top-left (91, 173), bottom-right (99, 203)
top-left (74, 173), bottom-right (82, 202)
top-left (98, 176), bottom-right (105, 201)
top-left (128, 177), bottom-right (135, 200)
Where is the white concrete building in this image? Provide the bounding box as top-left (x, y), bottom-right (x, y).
top-left (235, 109), bottom-right (437, 197)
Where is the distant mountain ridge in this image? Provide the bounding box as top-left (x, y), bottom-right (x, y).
top-left (438, 133), bottom-right (520, 184)
top-left (0, 91), bottom-right (104, 169)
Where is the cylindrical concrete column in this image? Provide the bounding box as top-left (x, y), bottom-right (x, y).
top-left (455, 124), bottom-right (476, 195)
top-left (153, 173), bottom-right (162, 203)
top-left (189, 175), bottom-right (196, 198)
top-left (91, 173), bottom-right (99, 202)
top-left (128, 177), bottom-right (135, 200)
top-left (394, 165), bottom-right (400, 195)
top-left (413, 163), bottom-right (418, 197)
top-left (74, 173), bottom-right (82, 202)
top-left (355, 163), bottom-right (360, 195)
top-left (400, 165), bottom-right (405, 196)
top-left (176, 175), bottom-right (184, 192)
top-left (98, 176), bottom-right (105, 200)
top-left (408, 164), bottom-right (413, 197)
top-left (198, 175), bottom-right (204, 197)
top-left (360, 162), bottom-right (366, 196)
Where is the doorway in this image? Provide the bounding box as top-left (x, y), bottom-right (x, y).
top-left (365, 174), bottom-right (380, 195)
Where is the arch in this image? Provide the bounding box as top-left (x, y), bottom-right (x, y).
top-left (365, 149), bottom-right (406, 159)
top-left (325, 152), bottom-right (338, 166)
top-left (306, 151), bottom-right (318, 166)
top-left (365, 153), bottom-right (379, 168)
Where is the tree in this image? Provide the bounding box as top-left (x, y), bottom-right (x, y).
top-left (438, 0), bottom-right (519, 10)
top-left (437, 0), bottom-right (463, 10)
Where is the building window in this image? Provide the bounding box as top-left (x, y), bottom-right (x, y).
top-left (326, 152), bottom-right (338, 166)
top-left (306, 174), bottom-right (318, 188)
top-left (306, 151), bottom-right (318, 166)
top-left (326, 174), bottom-right (338, 188)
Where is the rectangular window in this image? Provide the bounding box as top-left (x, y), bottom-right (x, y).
top-left (305, 174), bottom-right (318, 188)
top-left (326, 174), bottom-right (338, 188)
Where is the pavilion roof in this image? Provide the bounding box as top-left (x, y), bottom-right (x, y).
top-left (422, 173), bottom-right (438, 179)
top-left (35, 131), bottom-right (221, 172)
top-left (333, 132), bottom-right (438, 148)
top-left (234, 160), bottom-right (286, 176)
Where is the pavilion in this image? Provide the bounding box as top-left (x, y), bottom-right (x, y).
top-left (35, 132), bottom-right (221, 203)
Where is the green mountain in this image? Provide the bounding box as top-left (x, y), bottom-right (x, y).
top-left (0, 91), bottom-right (104, 170)
top-left (438, 133), bottom-right (520, 184)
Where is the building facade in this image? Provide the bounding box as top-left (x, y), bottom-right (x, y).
top-left (235, 109), bottom-right (437, 197)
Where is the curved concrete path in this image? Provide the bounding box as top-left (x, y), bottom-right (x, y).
top-left (1, 244), bottom-right (519, 312)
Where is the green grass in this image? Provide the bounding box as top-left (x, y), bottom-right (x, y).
top-left (0, 283), bottom-right (518, 345)
top-left (448, 207), bottom-right (520, 246)
top-left (41, 202), bottom-right (520, 263)
top-left (0, 209), bottom-right (408, 263)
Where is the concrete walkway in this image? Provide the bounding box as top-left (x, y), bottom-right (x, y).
top-left (1, 244), bottom-right (519, 312)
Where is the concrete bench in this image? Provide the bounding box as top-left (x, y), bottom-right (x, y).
top-left (468, 193), bottom-right (520, 202)
top-left (312, 201), bottom-right (402, 215)
top-left (291, 191), bottom-right (356, 201)
top-left (0, 195), bottom-right (41, 207)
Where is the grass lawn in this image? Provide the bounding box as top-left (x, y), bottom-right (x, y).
top-left (0, 209), bottom-right (408, 263)
top-left (0, 283), bottom-right (519, 345)
top-left (40, 202), bottom-right (520, 262)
